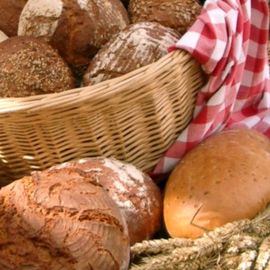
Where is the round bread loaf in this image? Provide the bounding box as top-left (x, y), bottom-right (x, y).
top-left (129, 0), bottom-right (202, 34)
top-left (164, 128), bottom-right (270, 239)
top-left (0, 168), bottom-right (130, 269)
top-left (82, 22), bottom-right (179, 86)
top-left (0, 0), bottom-right (27, 36)
top-left (18, 0), bottom-right (129, 73)
top-left (0, 30), bottom-right (8, 42)
top-left (50, 157), bottom-right (162, 245)
top-left (0, 36), bottom-right (75, 97)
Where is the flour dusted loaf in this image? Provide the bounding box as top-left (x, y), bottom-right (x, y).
top-left (164, 128), bottom-right (270, 239)
top-left (83, 22), bottom-right (179, 85)
top-left (0, 30), bottom-right (8, 42)
top-left (0, 168), bottom-right (130, 269)
top-left (50, 157), bottom-right (162, 245)
top-left (129, 0), bottom-right (202, 34)
top-left (0, 0), bottom-right (27, 36)
top-left (0, 36), bottom-right (75, 97)
top-left (18, 0), bottom-right (129, 73)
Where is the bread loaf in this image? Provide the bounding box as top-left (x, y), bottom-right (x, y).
top-left (129, 0), bottom-right (202, 34)
top-left (0, 30), bottom-right (8, 42)
top-left (0, 36), bottom-right (75, 97)
top-left (0, 0), bottom-right (27, 36)
top-left (18, 0), bottom-right (130, 73)
top-left (83, 22), bottom-right (179, 86)
top-left (50, 157), bottom-right (162, 245)
top-left (164, 128), bottom-right (270, 239)
top-left (0, 168), bottom-right (130, 269)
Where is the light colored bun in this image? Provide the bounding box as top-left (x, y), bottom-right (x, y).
top-left (164, 128), bottom-right (270, 239)
top-left (0, 30), bottom-right (8, 42)
top-left (0, 168), bottom-right (130, 269)
top-left (83, 22), bottom-right (179, 86)
top-left (0, 36), bottom-right (75, 97)
top-left (0, 0), bottom-right (27, 36)
top-left (129, 0), bottom-right (202, 34)
top-left (18, 0), bottom-right (129, 73)
top-left (50, 157), bottom-right (162, 245)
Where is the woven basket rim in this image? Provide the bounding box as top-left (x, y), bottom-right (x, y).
top-left (0, 50), bottom-right (189, 113)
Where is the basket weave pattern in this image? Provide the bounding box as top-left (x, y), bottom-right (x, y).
top-left (0, 50), bottom-right (205, 183)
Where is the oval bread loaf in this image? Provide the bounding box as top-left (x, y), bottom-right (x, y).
top-left (164, 128), bottom-right (270, 239)
top-left (83, 21), bottom-right (179, 86)
top-left (129, 0), bottom-right (202, 34)
top-left (0, 36), bottom-right (75, 97)
top-left (50, 157), bottom-right (162, 245)
top-left (0, 168), bottom-right (130, 269)
top-left (18, 0), bottom-right (130, 73)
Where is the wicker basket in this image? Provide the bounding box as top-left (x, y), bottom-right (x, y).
top-left (0, 50), bottom-right (205, 184)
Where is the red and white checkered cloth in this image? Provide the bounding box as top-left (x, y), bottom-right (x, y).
top-left (152, 0), bottom-right (270, 176)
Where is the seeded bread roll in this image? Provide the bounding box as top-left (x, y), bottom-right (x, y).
top-left (129, 0), bottom-right (202, 34)
top-left (0, 0), bottom-right (27, 36)
top-left (164, 128), bottom-right (270, 239)
top-left (50, 157), bottom-right (162, 245)
top-left (0, 36), bottom-right (75, 97)
top-left (83, 22), bottom-right (179, 86)
top-left (0, 30), bottom-right (8, 42)
top-left (18, 0), bottom-right (129, 73)
top-left (0, 168), bottom-right (130, 269)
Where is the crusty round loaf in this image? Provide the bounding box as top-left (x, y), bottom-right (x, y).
top-left (0, 36), bottom-right (75, 97)
top-left (50, 157), bottom-right (162, 245)
top-left (164, 128), bottom-right (270, 239)
top-left (0, 168), bottom-right (130, 269)
top-left (0, 0), bottom-right (27, 36)
top-left (18, 0), bottom-right (129, 73)
top-left (0, 30), bottom-right (8, 42)
top-left (129, 0), bottom-right (202, 34)
top-left (82, 22), bottom-right (179, 86)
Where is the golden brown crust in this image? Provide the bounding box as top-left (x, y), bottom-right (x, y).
top-left (129, 0), bottom-right (202, 34)
top-left (0, 0), bottom-right (27, 36)
top-left (164, 128), bottom-right (270, 239)
top-left (49, 157), bottom-right (162, 245)
top-left (0, 168), bottom-right (130, 269)
top-left (0, 36), bottom-right (75, 97)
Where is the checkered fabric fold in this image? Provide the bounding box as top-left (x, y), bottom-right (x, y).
top-left (152, 0), bottom-right (270, 175)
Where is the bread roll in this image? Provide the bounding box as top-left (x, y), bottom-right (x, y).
top-left (0, 0), bottom-right (27, 36)
top-left (164, 128), bottom-right (270, 239)
top-left (0, 30), bottom-right (8, 42)
top-left (83, 22), bottom-right (179, 86)
top-left (50, 157), bottom-right (162, 245)
top-left (18, 0), bottom-right (129, 73)
top-left (129, 0), bottom-right (202, 34)
top-left (0, 168), bottom-right (130, 269)
top-left (0, 36), bottom-right (75, 97)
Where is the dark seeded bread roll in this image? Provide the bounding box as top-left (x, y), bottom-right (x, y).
top-left (0, 36), bottom-right (75, 97)
top-left (0, 168), bottom-right (130, 269)
top-left (83, 22), bottom-right (179, 86)
top-left (129, 0), bottom-right (202, 34)
top-left (50, 157), bottom-right (163, 245)
top-left (18, 0), bottom-right (130, 73)
top-left (164, 128), bottom-right (270, 239)
top-left (0, 0), bottom-right (27, 36)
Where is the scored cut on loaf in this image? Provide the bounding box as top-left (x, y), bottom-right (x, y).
top-left (18, 0), bottom-right (130, 73)
top-left (83, 21), bottom-right (180, 86)
top-left (164, 128), bottom-right (270, 239)
top-left (49, 157), bottom-right (163, 245)
top-left (0, 36), bottom-right (75, 97)
top-left (0, 0), bottom-right (27, 36)
top-left (128, 0), bottom-right (202, 34)
top-left (0, 168), bottom-right (130, 269)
